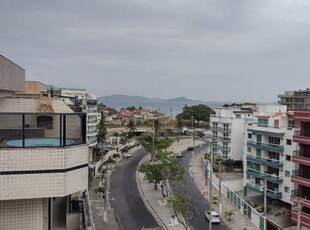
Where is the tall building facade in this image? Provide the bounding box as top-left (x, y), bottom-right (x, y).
top-left (209, 106), bottom-right (256, 160)
top-left (0, 55), bottom-right (89, 230)
top-left (243, 109), bottom-right (297, 205)
top-left (278, 89), bottom-right (310, 110)
top-left (0, 54), bottom-right (25, 96)
top-left (291, 110), bottom-right (310, 229)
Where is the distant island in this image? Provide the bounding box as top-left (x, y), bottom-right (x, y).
top-left (97, 94), bottom-right (227, 116)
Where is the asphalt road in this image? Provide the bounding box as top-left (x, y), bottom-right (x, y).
top-left (110, 148), bottom-right (160, 230)
top-left (178, 144), bottom-right (228, 230)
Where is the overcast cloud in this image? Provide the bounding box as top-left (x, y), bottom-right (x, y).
top-left (1, 0), bottom-right (310, 102)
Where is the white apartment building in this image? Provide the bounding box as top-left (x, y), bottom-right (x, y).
top-left (243, 106), bottom-right (297, 205)
top-left (0, 55), bottom-right (89, 230)
top-left (209, 106), bottom-right (256, 160)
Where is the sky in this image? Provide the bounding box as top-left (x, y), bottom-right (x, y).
top-left (1, 0), bottom-right (310, 103)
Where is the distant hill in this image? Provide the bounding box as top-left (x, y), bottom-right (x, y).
top-left (98, 94), bottom-right (225, 116)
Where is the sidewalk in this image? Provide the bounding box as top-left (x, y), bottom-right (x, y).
top-left (190, 152), bottom-right (258, 230)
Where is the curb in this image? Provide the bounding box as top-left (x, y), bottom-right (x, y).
top-left (136, 154), bottom-right (169, 230)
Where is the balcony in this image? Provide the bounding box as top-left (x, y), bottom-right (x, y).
top-left (266, 189), bottom-right (282, 200)
top-left (292, 151), bottom-right (310, 167)
top-left (293, 130), bottom-right (310, 144)
top-left (291, 190), bottom-right (310, 208)
top-left (291, 170), bottom-right (310, 187)
top-left (218, 145), bottom-right (231, 152)
top-left (0, 112), bottom-right (87, 148)
top-left (220, 127), bottom-right (231, 133)
top-left (266, 174), bottom-right (283, 184)
top-left (246, 181), bottom-right (264, 193)
top-left (210, 126), bottom-right (220, 131)
top-left (247, 168), bottom-right (262, 178)
top-left (246, 167), bottom-right (283, 184)
top-left (246, 154), bottom-right (283, 168)
top-left (291, 209), bottom-right (310, 229)
top-left (220, 137), bottom-right (231, 143)
top-left (247, 140), bottom-right (284, 153)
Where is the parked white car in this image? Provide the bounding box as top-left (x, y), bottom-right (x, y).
top-left (205, 211), bottom-right (220, 224)
top-left (123, 152), bottom-right (132, 158)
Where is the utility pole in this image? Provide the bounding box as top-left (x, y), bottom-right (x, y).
top-left (191, 113), bottom-right (194, 149)
top-left (218, 158), bottom-right (222, 214)
top-left (263, 175), bottom-right (267, 230)
top-left (297, 200), bottom-right (301, 230)
top-left (209, 141), bottom-right (214, 230)
top-left (103, 163), bottom-right (109, 222)
top-left (152, 118), bottom-right (155, 161)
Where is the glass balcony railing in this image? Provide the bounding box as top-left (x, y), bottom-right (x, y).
top-left (246, 154), bottom-right (283, 168)
top-left (266, 189), bottom-right (282, 200)
top-left (246, 181), bottom-right (264, 192)
top-left (0, 112), bottom-right (87, 148)
top-left (247, 140), bottom-right (284, 153)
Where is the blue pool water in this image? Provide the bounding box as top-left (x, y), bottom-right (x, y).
top-left (6, 138), bottom-right (75, 147)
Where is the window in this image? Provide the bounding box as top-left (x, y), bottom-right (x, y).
top-left (258, 118), bottom-right (268, 127)
top-left (256, 149), bottom-right (261, 157)
top-left (286, 155), bottom-right (291, 161)
top-left (236, 114), bottom-right (241, 118)
top-left (284, 186), bottom-right (289, 193)
top-left (247, 147), bottom-right (252, 152)
top-left (288, 119), bottom-right (295, 129)
top-left (248, 133), bottom-right (252, 139)
top-left (285, 170), bottom-right (291, 177)
top-left (274, 120), bottom-right (279, 128)
top-left (286, 139), bottom-right (292, 145)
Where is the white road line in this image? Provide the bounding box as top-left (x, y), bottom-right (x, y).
top-left (194, 206), bottom-right (200, 215)
top-left (189, 169), bottom-right (193, 178)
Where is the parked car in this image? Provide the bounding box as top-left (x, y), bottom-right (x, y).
top-left (187, 146), bottom-right (193, 151)
top-left (176, 152), bottom-right (182, 158)
top-left (123, 152), bottom-right (132, 158)
top-left (205, 211), bottom-right (220, 224)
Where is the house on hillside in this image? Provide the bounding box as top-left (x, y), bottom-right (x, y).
top-left (119, 108), bottom-right (134, 124)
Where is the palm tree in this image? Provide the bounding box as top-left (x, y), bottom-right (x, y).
top-left (224, 210), bottom-right (235, 221)
top-left (119, 131), bottom-right (129, 144)
top-left (212, 196), bottom-right (218, 204)
top-left (127, 119), bottom-right (137, 138)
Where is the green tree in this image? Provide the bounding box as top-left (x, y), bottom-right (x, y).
top-left (167, 193), bottom-right (192, 229)
top-left (154, 119), bottom-right (160, 135)
top-left (126, 106), bottom-right (137, 111)
top-left (119, 131), bottom-right (129, 144)
top-left (97, 111), bottom-right (107, 144)
top-left (176, 104), bottom-right (215, 125)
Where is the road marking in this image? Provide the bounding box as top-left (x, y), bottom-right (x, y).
top-left (194, 206), bottom-right (200, 215)
top-left (189, 169), bottom-right (192, 178)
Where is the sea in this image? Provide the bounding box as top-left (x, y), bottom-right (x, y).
top-left (101, 99), bottom-right (224, 117)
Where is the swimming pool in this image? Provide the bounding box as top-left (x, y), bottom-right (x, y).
top-left (6, 138), bottom-right (75, 147)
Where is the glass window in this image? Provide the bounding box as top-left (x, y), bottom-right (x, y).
top-left (286, 139), bottom-right (292, 145)
top-left (284, 186), bottom-right (289, 193)
top-left (247, 147), bottom-right (252, 152)
top-left (248, 133), bottom-right (252, 139)
top-left (286, 155), bottom-right (291, 161)
top-left (285, 170), bottom-right (291, 177)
